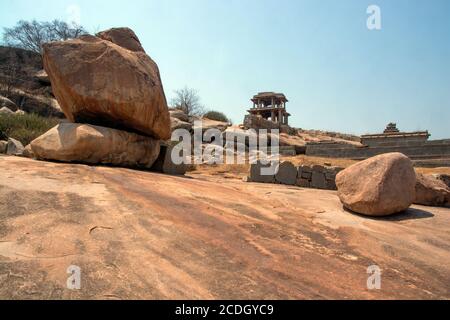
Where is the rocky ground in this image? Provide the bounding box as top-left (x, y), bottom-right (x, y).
top-left (1, 155), bottom-right (449, 299)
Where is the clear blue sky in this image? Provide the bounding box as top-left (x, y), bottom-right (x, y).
top-left (1, 0), bottom-right (449, 138)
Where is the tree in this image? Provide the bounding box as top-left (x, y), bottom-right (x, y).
top-left (0, 52), bottom-right (22, 98)
top-left (170, 87), bottom-right (205, 116)
top-left (2, 20), bottom-right (88, 54)
top-left (203, 110), bottom-right (230, 123)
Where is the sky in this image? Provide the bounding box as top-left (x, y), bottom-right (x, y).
top-left (1, 0), bottom-right (449, 138)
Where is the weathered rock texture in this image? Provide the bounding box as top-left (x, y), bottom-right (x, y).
top-left (336, 153), bottom-right (416, 216)
top-left (248, 161), bottom-right (275, 183)
top-left (43, 32), bottom-right (170, 140)
top-left (6, 138), bottom-right (24, 156)
top-left (30, 123), bottom-right (160, 168)
top-left (96, 27), bottom-right (145, 53)
top-left (1, 156), bottom-right (449, 299)
top-left (0, 140), bottom-right (7, 153)
top-left (151, 143), bottom-right (187, 175)
top-left (275, 161), bottom-right (297, 185)
top-left (414, 173), bottom-right (450, 207)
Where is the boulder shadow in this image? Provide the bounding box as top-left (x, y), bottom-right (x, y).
top-left (342, 206), bottom-right (434, 221)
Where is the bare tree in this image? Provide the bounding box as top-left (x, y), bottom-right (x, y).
top-left (171, 87), bottom-right (205, 116)
top-left (2, 20), bottom-right (88, 54)
top-left (0, 52), bottom-right (22, 98)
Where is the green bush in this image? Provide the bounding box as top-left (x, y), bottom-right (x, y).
top-left (0, 112), bottom-right (58, 145)
top-left (203, 110), bottom-right (230, 123)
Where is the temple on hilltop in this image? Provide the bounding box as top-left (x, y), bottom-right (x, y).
top-left (305, 122), bottom-right (450, 167)
top-left (247, 92), bottom-right (291, 125)
top-left (360, 123), bottom-right (431, 147)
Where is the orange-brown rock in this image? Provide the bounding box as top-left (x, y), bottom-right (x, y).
top-left (43, 32), bottom-right (170, 140)
top-left (414, 173), bottom-right (450, 207)
top-left (96, 27), bottom-right (145, 53)
top-left (1, 156), bottom-right (449, 299)
top-left (336, 152), bottom-right (416, 216)
top-left (30, 123), bottom-right (160, 168)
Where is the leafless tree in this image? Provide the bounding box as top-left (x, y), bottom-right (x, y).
top-left (0, 52), bottom-right (22, 98)
top-left (171, 87), bottom-right (205, 116)
top-left (2, 20), bottom-right (88, 54)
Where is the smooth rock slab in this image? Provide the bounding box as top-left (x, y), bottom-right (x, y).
top-left (30, 123), bottom-right (160, 168)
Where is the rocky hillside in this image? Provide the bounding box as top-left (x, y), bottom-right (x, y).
top-left (0, 46), bottom-right (63, 117)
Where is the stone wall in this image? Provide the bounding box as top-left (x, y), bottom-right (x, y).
top-left (305, 139), bottom-right (450, 163)
top-left (247, 161), bottom-right (343, 191)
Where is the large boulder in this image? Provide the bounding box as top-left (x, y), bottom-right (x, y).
top-left (275, 161), bottom-right (297, 185)
top-left (96, 27), bottom-right (145, 53)
top-left (336, 153), bottom-right (416, 216)
top-left (30, 123), bottom-right (160, 168)
top-left (171, 117), bottom-right (192, 133)
top-left (35, 70), bottom-right (51, 85)
top-left (43, 31), bottom-right (170, 140)
top-left (169, 109), bottom-right (190, 123)
top-left (6, 138), bottom-right (25, 156)
top-left (414, 173), bottom-right (450, 207)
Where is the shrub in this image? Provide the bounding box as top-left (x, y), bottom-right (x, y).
top-left (203, 110), bottom-right (229, 123)
top-left (0, 112), bottom-right (58, 145)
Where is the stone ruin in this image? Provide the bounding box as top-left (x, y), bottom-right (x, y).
top-left (247, 161), bottom-right (344, 191)
top-left (243, 92), bottom-right (296, 135)
top-left (306, 123), bottom-right (450, 167)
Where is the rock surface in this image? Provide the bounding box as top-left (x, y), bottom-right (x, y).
top-left (169, 109), bottom-right (190, 123)
top-left (336, 153), bottom-right (416, 216)
top-left (151, 143), bottom-right (187, 175)
top-left (414, 173), bottom-right (450, 207)
top-left (0, 106), bottom-right (14, 115)
top-left (0, 140), bottom-right (7, 153)
top-left (43, 32), bottom-right (170, 140)
top-left (30, 123), bottom-right (160, 168)
top-left (96, 27), bottom-right (145, 53)
top-left (0, 96), bottom-right (16, 110)
top-left (6, 138), bottom-right (24, 156)
top-left (170, 117), bottom-right (192, 133)
top-left (248, 161), bottom-right (276, 183)
top-left (0, 156), bottom-right (449, 299)
top-left (275, 161), bottom-right (297, 185)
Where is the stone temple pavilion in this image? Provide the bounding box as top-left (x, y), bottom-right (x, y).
top-left (247, 92), bottom-right (291, 125)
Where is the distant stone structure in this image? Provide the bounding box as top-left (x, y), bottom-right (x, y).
top-left (360, 123), bottom-right (430, 147)
top-left (243, 92), bottom-right (293, 133)
top-left (306, 123), bottom-right (450, 167)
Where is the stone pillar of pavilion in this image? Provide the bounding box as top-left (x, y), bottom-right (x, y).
top-left (247, 92), bottom-right (292, 127)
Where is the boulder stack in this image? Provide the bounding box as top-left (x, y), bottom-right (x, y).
top-left (42, 29), bottom-right (170, 140)
top-left (28, 27), bottom-right (172, 170)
